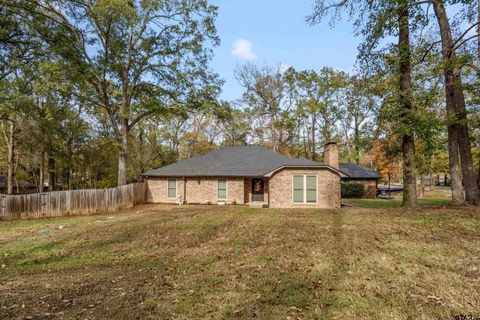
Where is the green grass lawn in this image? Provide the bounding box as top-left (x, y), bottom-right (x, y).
top-left (1, 205), bottom-right (479, 319)
top-left (343, 197), bottom-right (453, 208)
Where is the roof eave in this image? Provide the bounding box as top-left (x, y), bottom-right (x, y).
top-left (342, 175), bottom-right (381, 180)
top-left (142, 174), bottom-right (267, 178)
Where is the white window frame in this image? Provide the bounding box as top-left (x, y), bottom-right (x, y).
top-left (292, 175), bottom-right (318, 204)
top-left (167, 178), bottom-right (177, 199)
top-left (217, 179), bottom-right (228, 201)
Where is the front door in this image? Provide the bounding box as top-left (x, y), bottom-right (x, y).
top-left (252, 179), bottom-right (264, 202)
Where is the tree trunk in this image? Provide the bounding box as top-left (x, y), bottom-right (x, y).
top-left (418, 176), bottom-right (425, 198)
top-left (39, 151), bottom-right (45, 193)
top-left (433, 0), bottom-right (480, 205)
top-left (448, 127), bottom-right (465, 203)
top-left (311, 114), bottom-right (316, 160)
top-left (270, 115), bottom-right (278, 152)
top-left (478, 0), bottom-right (480, 62)
top-left (6, 121), bottom-right (15, 194)
top-left (117, 117), bottom-right (129, 186)
top-left (477, 155), bottom-right (480, 188)
top-left (477, 0), bottom-right (480, 190)
top-left (402, 135), bottom-right (417, 207)
top-left (14, 153), bottom-right (19, 193)
top-left (48, 156), bottom-right (56, 191)
top-left (354, 117), bottom-right (360, 165)
top-left (66, 139), bottom-right (73, 190)
top-left (398, 2), bottom-right (417, 208)
top-left (341, 122), bottom-right (352, 163)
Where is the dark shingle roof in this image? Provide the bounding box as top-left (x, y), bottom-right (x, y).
top-left (339, 163), bottom-right (381, 179)
top-left (143, 146), bottom-right (331, 177)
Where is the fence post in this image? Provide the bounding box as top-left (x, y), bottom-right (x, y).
top-left (41, 193), bottom-right (47, 217)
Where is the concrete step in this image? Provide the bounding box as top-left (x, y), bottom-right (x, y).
top-left (247, 202), bottom-right (268, 208)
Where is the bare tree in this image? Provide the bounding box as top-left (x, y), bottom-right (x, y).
top-left (235, 63), bottom-right (291, 152)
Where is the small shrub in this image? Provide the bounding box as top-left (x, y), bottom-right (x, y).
top-left (341, 182), bottom-right (365, 198)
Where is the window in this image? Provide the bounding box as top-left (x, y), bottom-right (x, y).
top-left (167, 179), bottom-right (177, 199)
top-left (306, 176), bottom-right (317, 203)
top-left (292, 175), bottom-right (317, 203)
top-left (218, 179), bottom-right (227, 200)
top-left (293, 176), bottom-right (304, 203)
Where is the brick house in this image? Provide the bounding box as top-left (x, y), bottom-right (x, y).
top-left (142, 142), bottom-right (378, 208)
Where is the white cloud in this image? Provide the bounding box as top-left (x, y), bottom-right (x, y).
top-left (279, 63), bottom-right (290, 73)
top-left (231, 38), bottom-right (257, 60)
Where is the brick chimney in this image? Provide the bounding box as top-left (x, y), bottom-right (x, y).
top-left (323, 142), bottom-right (339, 170)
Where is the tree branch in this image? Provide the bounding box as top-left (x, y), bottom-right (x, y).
top-left (453, 21), bottom-right (480, 48)
top-left (454, 34), bottom-right (479, 50)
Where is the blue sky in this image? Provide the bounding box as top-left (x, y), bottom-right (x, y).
top-left (210, 0), bottom-right (361, 101)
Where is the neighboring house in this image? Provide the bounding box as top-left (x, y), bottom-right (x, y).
top-left (0, 175), bottom-right (5, 193)
top-left (142, 143), bottom-right (344, 208)
top-left (0, 175), bottom-right (37, 194)
top-left (339, 164), bottom-right (381, 198)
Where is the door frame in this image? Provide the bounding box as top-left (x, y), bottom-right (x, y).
top-left (251, 178), bottom-right (265, 202)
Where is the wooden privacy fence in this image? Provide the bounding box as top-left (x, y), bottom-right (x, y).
top-left (0, 182), bottom-right (146, 221)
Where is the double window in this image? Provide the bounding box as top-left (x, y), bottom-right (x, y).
top-left (167, 178), bottom-right (177, 199)
top-left (218, 179), bottom-right (227, 201)
top-left (293, 175), bottom-right (317, 203)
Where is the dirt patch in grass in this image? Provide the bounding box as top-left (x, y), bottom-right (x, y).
top-left (1, 206), bottom-right (479, 319)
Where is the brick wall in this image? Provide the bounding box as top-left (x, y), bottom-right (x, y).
top-left (146, 178), bottom-right (185, 203)
top-left (146, 177), bottom-right (245, 204)
top-left (268, 168), bottom-right (341, 209)
top-left (323, 143), bottom-right (339, 170)
top-left (147, 172), bottom-right (340, 208)
top-left (227, 178), bottom-right (245, 204)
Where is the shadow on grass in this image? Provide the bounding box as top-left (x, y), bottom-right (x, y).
top-left (343, 198), bottom-right (452, 208)
top-left (316, 210), bottom-right (349, 317)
